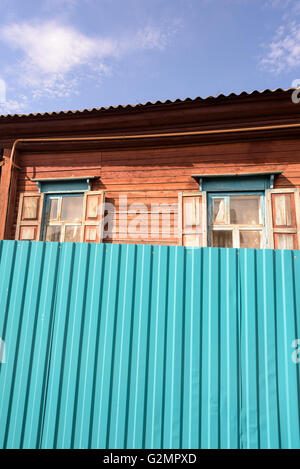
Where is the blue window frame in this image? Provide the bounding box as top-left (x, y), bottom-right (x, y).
top-left (207, 191), bottom-right (266, 248)
top-left (192, 173), bottom-right (281, 192)
top-left (35, 178), bottom-right (97, 242)
top-left (33, 177), bottom-right (94, 194)
top-left (42, 193), bottom-right (84, 242)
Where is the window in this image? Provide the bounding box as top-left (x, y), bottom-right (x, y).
top-left (15, 188), bottom-right (105, 243)
top-left (179, 175), bottom-right (300, 250)
top-left (208, 193), bottom-right (264, 248)
top-left (43, 194), bottom-right (84, 242)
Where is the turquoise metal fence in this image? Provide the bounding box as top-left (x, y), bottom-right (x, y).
top-left (0, 241), bottom-right (299, 449)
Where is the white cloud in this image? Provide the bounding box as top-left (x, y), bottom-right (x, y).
top-left (264, 0), bottom-right (292, 7)
top-left (263, 0), bottom-right (300, 19)
top-left (0, 96), bottom-right (28, 115)
top-left (260, 21), bottom-right (300, 73)
top-left (0, 20), bottom-right (176, 99)
top-left (1, 21), bottom-right (117, 75)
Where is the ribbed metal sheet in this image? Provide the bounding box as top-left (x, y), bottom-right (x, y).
top-left (0, 88), bottom-right (292, 119)
top-left (0, 241), bottom-right (299, 449)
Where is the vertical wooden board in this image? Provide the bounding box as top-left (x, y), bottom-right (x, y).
top-left (178, 193), bottom-right (183, 245)
top-left (272, 193), bottom-right (295, 228)
top-left (180, 192), bottom-right (207, 247)
top-left (86, 195), bottom-right (99, 220)
top-left (15, 193), bottom-right (44, 241)
top-left (265, 190), bottom-right (274, 249)
top-left (82, 191), bottom-right (104, 243)
top-left (22, 197), bottom-right (39, 221)
top-left (202, 192), bottom-right (208, 247)
top-left (183, 196), bottom-right (202, 228)
top-left (267, 189), bottom-right (300, 250)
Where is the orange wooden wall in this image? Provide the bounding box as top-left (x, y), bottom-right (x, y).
top-left (10, 137), bottom-right (300, 244)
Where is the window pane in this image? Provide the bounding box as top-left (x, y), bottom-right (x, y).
top-left (212, 230), bottom-right (232, 248)
top-left (240, 231), bottom-right (261, 249)
top-left (230, 196), bottom-right (260, 225)
top-left (49, 199), bottom-right (58, 219)
top-left (61, 196), bottom-right (83, 221)
top-left (45, 225), bottom-right (61, 242)
top-left (64, 226), bottom-right (81, 242)
top-left (213, 198), bottom-right (226, 224)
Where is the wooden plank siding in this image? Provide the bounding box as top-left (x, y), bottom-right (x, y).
top-left (5, 137), bottom-right (300, 245)
top-left (2, 90), bottom-right (300, 246)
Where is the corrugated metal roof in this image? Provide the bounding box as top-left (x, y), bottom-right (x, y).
top-left (0, 87), bottom-right (294, 120)
top-left (0, 241), bottom-right (300, 449)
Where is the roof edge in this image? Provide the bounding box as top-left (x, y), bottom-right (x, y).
top-left (0, 88), bottom-right (295, 120)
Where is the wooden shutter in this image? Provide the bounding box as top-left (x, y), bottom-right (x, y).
top-left (266, 188), bottom-right (300, 249)
top-left (15, 193), bottom-right (44, 241)
top-left (81, 191), bottom-right (105, 243)
top-left (178, 192), bottom-right (207, 247)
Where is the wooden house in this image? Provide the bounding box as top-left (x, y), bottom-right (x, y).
top-left (0, 88), bottom-right (300, 249)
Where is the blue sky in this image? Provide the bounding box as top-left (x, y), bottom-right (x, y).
top-left (0, 0), bottom-right (299, 114)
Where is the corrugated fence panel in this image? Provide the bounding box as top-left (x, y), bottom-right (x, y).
top-left (239, 249), bottom-right (300, 449)
top-left (0, 241), bottom-right (299, 449)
